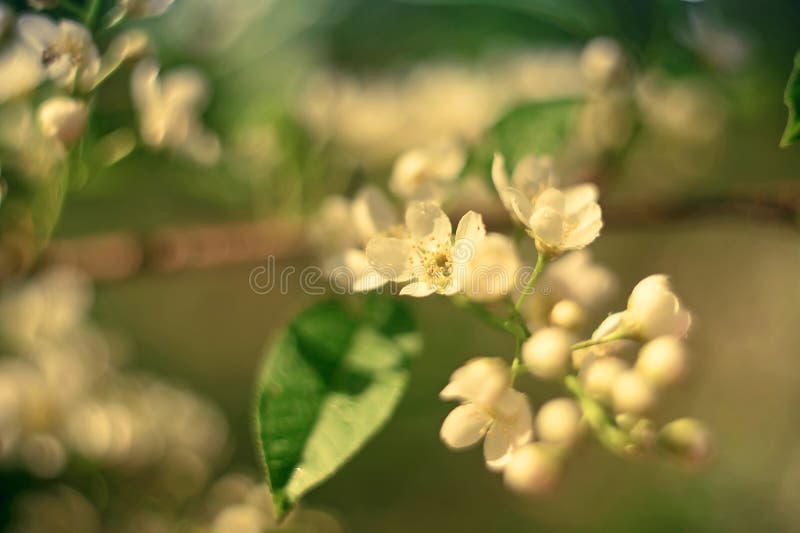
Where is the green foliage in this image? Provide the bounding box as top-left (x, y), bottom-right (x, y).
top-left (465, 97), bottom-right (583, 176)
top-left (396, 0), bottom-right (616, 37)
top-left (780, 51), bottom-right (800, 147)
top-left (254, 297), bottom-right (422, 520)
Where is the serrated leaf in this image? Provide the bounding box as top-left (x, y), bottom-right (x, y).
top-left (255, 297), bottom-right (421, 520)
top-left (780, 51), bottom-right (800, 147)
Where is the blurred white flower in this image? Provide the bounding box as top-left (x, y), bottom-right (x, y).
top-left (37, 96), bottom-right (87, 147)
top-left (309, 186), bottom-right (401, 291)
top-left (0, 41), bottom-right (42, 102)
top-left (623, 274), bottom-right (692, 340)
top-left (360, 202), bottom-right (486, 297)
top-left (541, 250), bottom-right (617, 310)
top-left (464, 233), bottom-right (521, 303)
top-left (389, 143), bottom-right (465, 202)
top-left (130, 59), bottom-right (220, 165)
top-left (492, 153), bottom-right (602, 256)
top-left (17, 14), bottom-right (99, 90)
top-left (580, 37), bottom-right (626, 91)
top-left (440, 358), bottom-right (533, 471)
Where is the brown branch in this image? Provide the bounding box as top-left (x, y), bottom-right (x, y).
top-left (37, 186), bottom-right (800, 282)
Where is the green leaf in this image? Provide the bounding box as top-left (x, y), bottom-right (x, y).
top-left (780, 51), bottom-right (800, 147)
top-left (465, 97), bottom-right (583, 176)
top-left (255, 296), bottom-right (421, 520)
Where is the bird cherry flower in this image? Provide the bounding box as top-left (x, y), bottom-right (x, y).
top-left (361, 201), bottom-right (487, 297)
top-left (17, 14), bottom-right (100, 91)
top-left (311, 186), bottom-right (403, 292)
top-left (622, 274), bottom-right (692, 340)
top-left (389, 143), bottom-right (465, 203)
top-left (130, 58), bottom-right (220, 165)
top-left (439, 358), bottom-right (533, 471)
top-left (36, 96), bottom-right (87, 147)
top-left (492, 153), bottom-right (603, 257)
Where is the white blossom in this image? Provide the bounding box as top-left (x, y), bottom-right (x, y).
top-left (542, 250), bottom-right (617, 310)
top-left (464, 233), bottom-right (521, 302)
top-left (17, 14), bottom-right (99, 90)
top-left (0, 40), bottom-right (42, 102)
top-left (389, 143), bottom-right (465, 202)
top-left (37, 96), bottom-right (87, 147)
top-left (440, 358), bottom-right (533, 471)
top-left (492, 153), bottom-right (603, 256)
top-left (130, 59), bottom-right (220, 165)
top-left (623, 274), bottom-right (692, 340)
top-left (580, 37), bottom-right (626, 91)
top-left (310, 186), bottom-right (401, 292)
top-left (360, 202), bottom-right (487, 297)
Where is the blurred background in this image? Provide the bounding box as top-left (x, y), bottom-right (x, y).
top-left (1, 0), bottom-right (800, 531)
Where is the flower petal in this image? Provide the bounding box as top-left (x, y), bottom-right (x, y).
top-left (17, 14), bottom-right (58, 52)
top-left (484, 390), bottom-right (534, 471)
top-left (562, 203), bottom-right (603, 250)
top-left (351, 185), bottom-right (398, 244)
top-left (440, 357), bottom-right (511, 405)
top-left (529, 207), bottom-right (564, 246)
top-left (365, 237), bottom-right (413, 282)
top-left (405, 201), bottom-right (451, 243)
top-left (563, 183), bottom-right (599, 217)
top-left (440, 404), bottom-right (491, 449)
top-left (399, 281), bottom-right (437, 298)
top-left (533, 187), bottom-right (566, 214)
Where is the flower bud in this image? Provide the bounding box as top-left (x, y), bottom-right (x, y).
top-left (535, 398), bottom-right (583, 446)
top-left (624, 274), bottom-right (691, 340)
top-left (503, 443), bottom-right (560, 495)
top-left (629, 418), bottom-right (657, 452)
top-left (582, 356), bottom-right (627, 403)
top-left (549, 299), bottom-right (586, 330)
top-left (658, 418), bottom-right (712, 465)
top-left (37, 97), bottom-right (88, 147)
top-left (612, 370), bottom-right (656, 415)
top-left (636, 336), bottom-right (687, 388)
top-left (522, 327), bottom-right (574, 380)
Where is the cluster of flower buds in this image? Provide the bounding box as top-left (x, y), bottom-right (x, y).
top-left (0, 0), bottom-right (219, 165)
top-left (309, 130), bottom-right (711, 495)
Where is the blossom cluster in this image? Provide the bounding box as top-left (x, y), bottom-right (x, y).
top-left (309, 109), bottom-right (710, 496)
top-left (0, 0), bottom-right (219, 169)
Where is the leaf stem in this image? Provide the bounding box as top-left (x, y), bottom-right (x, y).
top-left (84, 0), bottom-right (102, 29)
top-left (514, 252), bottom-right (547, 313)
top-left (570, 330), bottom-right (629, 351)
top-left (564, 375), bottom-right (631, 456)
